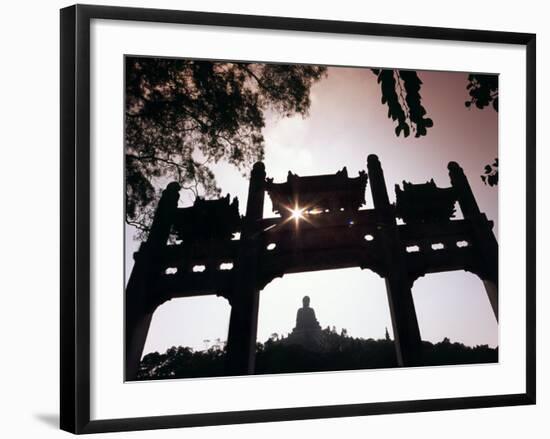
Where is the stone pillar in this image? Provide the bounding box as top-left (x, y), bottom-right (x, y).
top-left (125, 182), bottom-right (180, 380)
top-left (448, 162), bottom-right (498, 320)
top-left (448, 161), bottom-right (481, 218)
top-left (367, 155), bottom-right (391, 208)
top-left (367, 155), bottom-right (423, 366)
top-left (225, 162), bottom-right (265, 375)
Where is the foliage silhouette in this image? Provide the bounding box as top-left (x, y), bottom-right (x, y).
top-left (465, 74), bottom-right (499, 112)
top-left (481, 158), bottom-right (499, 187)
top-left (466, 74), bottom-right (499, 185)
top-left (371, 69), bottom-right (433, 138)
top-left (373, 69), bottom-right (498, 185)
top-left (125, 57), bottom-right (326, 237)
top-left (125, 62), bottom-right (499, 240)
top-left (136, 328), bottom-right (497, 380)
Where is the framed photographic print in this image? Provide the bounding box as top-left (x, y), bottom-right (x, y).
top-left (60, 4), bottom-right (536, 434)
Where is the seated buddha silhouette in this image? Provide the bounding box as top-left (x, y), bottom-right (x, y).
top-left (295, 295), bottom-right (321, 331)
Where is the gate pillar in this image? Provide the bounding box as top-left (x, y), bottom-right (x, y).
top-left (448, 162), bottom-right (499, 320)
top-left (125, 182), bottom-right (180, 380)
top-left (226, 162), bottom-right (265, 375)
top-left (367, 155), bottom-right (423, 366)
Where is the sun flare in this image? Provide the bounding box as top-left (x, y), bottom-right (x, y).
top-left (290, 207), bottom-right (305, 220)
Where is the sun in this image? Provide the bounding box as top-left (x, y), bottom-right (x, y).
top-left (290, 207), bottom-right (305, 221)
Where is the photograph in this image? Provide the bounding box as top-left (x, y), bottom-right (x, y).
top-left (124, 57), bottom-right (500, 381)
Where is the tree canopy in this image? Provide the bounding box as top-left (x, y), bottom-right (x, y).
top-left (136, 329), bottom-right (498, 380)
top-left (125, 60), bottom-right (498, 238)
top-left (125, 57), bottom-right (326, 234)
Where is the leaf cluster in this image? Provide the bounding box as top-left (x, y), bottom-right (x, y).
top-left (125, 58), bottom-right (326, 234)
top-left (372, 69), bottom-right (433, 138)
top-left (465, 74), bottom-right (499, 111)
top-left (481, 158), bottom-right (498, 187)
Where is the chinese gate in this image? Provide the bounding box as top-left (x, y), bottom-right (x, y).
top-left (125, 155), bottom-right (498, 380)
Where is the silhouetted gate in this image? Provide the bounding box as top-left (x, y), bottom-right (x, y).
top-left (125, 155), bottom-right (498, 380)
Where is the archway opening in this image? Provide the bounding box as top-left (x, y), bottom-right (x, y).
top-left (143, 296), bottom-right (231, 356)
top-left (139, 295), bottom-right (231, 379)
top-left (412, 270), bottom-right (498, 349)
top-left (256, 267), bottom-right (397, 373)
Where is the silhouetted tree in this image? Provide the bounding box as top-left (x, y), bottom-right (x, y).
top-left (137, 335), bottom-right (497, 380)
top-left (126, 61), bottom-right (498, 240)
top-left (126, 57), bottom-right (326, 236)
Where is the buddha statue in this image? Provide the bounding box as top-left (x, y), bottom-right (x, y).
top-left (294, 296), bottom-right (321, 331)
top-left (284, 295), bottom-right (323, 351)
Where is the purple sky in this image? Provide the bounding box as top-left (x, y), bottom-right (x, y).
top-left (126, 65), bottom-right (498, 355)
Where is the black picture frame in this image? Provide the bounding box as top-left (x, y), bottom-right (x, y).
top-left (60, 4), bottom-right (536, 434)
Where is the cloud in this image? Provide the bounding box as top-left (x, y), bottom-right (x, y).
top-left (263, 115), bottom-right (315, 179)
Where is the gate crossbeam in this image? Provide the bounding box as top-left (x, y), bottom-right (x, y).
top-left (154, 218), bottom-right (483, 298)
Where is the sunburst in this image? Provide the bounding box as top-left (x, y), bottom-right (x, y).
top-left (290, 207), bottom-right (305, 220)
